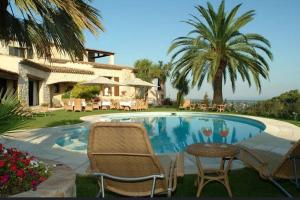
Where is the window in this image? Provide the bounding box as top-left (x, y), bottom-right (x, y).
top-left (76, 54), bottom-right (84, 61)
top-left (53, 84), bottom-right (60, 93)
top-left (9, 47), bottom-right (25, 58)
top-left (27, 48), bottom-right (33, 59)
top-left (114, 77), bottom-right (119, 96)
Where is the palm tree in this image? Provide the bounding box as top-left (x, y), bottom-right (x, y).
top-left (0, 0), bottom-right (104, 59)
top-left (152, 61), bottom-right (172, 103)
top-left (168, 1), bottom-right (273, 104)
top-left (172, 71), bottom-right (189, 107)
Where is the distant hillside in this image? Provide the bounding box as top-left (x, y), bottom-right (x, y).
top-left (244, 90), bottom-right (300, 120)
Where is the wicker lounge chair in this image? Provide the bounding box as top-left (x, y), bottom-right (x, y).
top-left (237, 141), bottom-right (300, 197)
top-left (87, 122), bottom-right (179, 197)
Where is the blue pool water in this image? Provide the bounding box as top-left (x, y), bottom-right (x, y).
top-left (55, 114), bottom-right (265, 154)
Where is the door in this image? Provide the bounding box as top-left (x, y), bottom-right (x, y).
top-left (0, 78), bottom-right (7, 98)
top-left (28, 80), bottom-right (34, 106)
top-left (114, 77), bottom-right (119, 96)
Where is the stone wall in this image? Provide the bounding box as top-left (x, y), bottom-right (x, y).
top-left (18, 63), bottom-right (50, 106)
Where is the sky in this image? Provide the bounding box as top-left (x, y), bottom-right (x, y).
top-left (83, 0), bottom-right (300, 100)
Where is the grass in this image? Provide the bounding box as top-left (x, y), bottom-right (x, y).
top-left (16, 107), bottom-right (300, 130)
top-left (18, 106), bottom-right (178, 129)
top-left (76, 168), bottom-right (300, 197)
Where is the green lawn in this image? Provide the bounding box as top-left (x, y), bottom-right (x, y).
top-left (16, 107), bottom-right (300, 130)
top-left (76, 168), bottom-right (300, 197)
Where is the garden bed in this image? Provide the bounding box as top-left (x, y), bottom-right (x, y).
top-left (12, 161), bottom-right (76, 197)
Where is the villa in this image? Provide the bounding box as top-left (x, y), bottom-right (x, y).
top-left (0, 41), bottom-right (163, 107)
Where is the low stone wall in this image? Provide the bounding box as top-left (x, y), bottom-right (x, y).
top-left (12, 163), bottom-right (76, 197)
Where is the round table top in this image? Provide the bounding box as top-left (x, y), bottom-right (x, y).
top-left (186, 143), bottom-right (239, 157)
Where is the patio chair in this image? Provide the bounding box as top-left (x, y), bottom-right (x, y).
top-left (87, 122), bottom-right (179, 198)
top-left (85, 102), bottom-right (93, 112)
top-left (179, 99), bottom-right (191, 110)
top-left (199, 104), bottom-right (208, 111)
top-left (74, 99), bottom-right (82, 112)
top-left (63, 99), bottom-right (73, 111)
top-left (217, 104), bottom-right (226, 112)
top-left (130, 100), bottom-right (138, 111)
top-left (208, 103), bottom-right (217, 111)
top-left (237, 141), bottom-right (300, 197)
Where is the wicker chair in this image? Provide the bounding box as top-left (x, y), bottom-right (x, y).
top-left (74, 99), bottom-right (82, 112)
top-left (179, 99), bottom-right (191, 110)
top-left (63, 99), bottom-right (73, 111)
top-left (87, 122), bottom-right (179, 198)
top-left (237, 141), bottom-right (300, 197)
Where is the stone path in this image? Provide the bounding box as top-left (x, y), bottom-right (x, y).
top-left (1, 112), bottom-right (299, 175)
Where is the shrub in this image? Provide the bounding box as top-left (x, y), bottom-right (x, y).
top-left (61, 91), bottom-right (71, 99)
top-left (0, 144), bottom-right (50, 196)
top-left (162, 98), bottom-right (173, 105)
top-left (70, 84), bottom-right (100, 100)
top-left (244, 90), bottom-right (300, 120)
top-left (0, 89), bottom-right (29, 134)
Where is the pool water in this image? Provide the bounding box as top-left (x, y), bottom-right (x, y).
top-left (55, 114), bottom-right (265, 154)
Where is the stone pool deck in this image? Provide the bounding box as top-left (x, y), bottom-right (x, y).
top-left (0, 112), bottom-right (300, 175)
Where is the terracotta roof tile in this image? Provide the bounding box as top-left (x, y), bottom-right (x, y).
top-left (20, 60), bottom-right (94, 75)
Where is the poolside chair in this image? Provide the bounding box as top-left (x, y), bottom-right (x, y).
top-left (217, 104), bottom-right (226, 112)
top-left (63, 99), bottom-right (73, 111)
top-left (237, 141), bottom-right (300, 197)
top-left (87, 122), bottom-right (179, 198)
top-left (74, 99), bottom-right (82, 112)
top-left (208, 103), bottom-right (217, 111)
top-left (179, 99), bottom-right (191, 110)
top-left (85, 102), bottom-right (93, 112)
top-left (199, 104), bottom-right (208, 111)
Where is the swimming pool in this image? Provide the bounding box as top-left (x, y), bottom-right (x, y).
top-left (55, 113), bottom-right (266, 154)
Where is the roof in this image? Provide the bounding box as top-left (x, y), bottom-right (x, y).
top-left (20, 60), bottom-right (94, 75)
top-left (80, 76), bottom-right (121, 86)
top-left (85, 48), bottom-right (114, 55)
top-left (49, 58), bottom-right (134, 71)
top-left (123, 78), bottom-right (156, 87)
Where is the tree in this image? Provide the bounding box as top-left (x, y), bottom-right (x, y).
top-left (151, 61), bottom-right (172, 103)
top-left (203, 92), bottom-right (209, 105)
top-left (134, 59), bottom-right (154, 82)
top-left (172, 72), bottom-right (189, 107)
top-left (168, 1), bottom-right (273, 104)
top-left (0, 0), bottom-right (104, 59)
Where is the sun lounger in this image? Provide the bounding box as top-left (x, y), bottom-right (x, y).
top-left (237, 141), bottom-right (300, 197)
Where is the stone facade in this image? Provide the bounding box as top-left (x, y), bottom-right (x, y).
top-left (0, 41), bottom-right (162, 107)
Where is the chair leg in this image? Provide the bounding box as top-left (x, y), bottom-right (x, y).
top-left (291, 157), bottom-right (300, 188)
top-left (269, 178), bottom-right (292, 197)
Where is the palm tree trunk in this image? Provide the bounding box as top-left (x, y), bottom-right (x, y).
top-left (212, 61), bottom-right (226, 104)
top-left (0, 0), bottom-right (8, 13)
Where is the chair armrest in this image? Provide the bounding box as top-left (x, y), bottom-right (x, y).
top-left (92, 172), bottom-right (164, 182)
top-left (92, 172), bottom-right (165, 198)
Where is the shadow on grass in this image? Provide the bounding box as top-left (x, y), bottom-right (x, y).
top-left (45, 119), bottom-right (83, 127)
top-left (76, 168), bottom-right (300, 198)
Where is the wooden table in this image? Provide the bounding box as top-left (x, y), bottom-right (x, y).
top-left (186, 143), bottom-right (239, 197)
